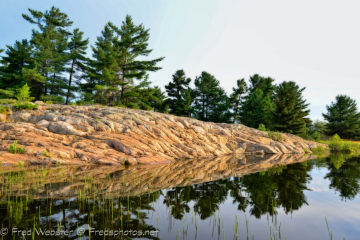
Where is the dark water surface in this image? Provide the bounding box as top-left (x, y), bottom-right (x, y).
top-left (0, 154), bottom-right (359, 239)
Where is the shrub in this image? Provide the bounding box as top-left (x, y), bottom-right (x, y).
top-left (268, 131), bottom-right (285, 142)
top-left (328, 134), bottom-right (344, 152)
top-left (16, 83), bottom-right (34, 102)
top-left (258, 124), bottom-right (266, 131)
top-left (15, 161), bottom-right (25, 167)
top-left (0, 105), bottom-right (10, 115)
top-left (8, 141), bottom-right (24, 154)
top-left (0, 99), bottom-right (17, 104)
top-left (13, 102), bottom-right (38, 110)
top-left (40, 95), bottom-right (65, 104)
top-left (42, 149), bottom-right (51, 157)
top-left (311, 145), bottom-right (327, 154)
top-left (341, 142), bottom-right (360, 153)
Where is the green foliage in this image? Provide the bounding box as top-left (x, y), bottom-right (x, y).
top-left (13, 102), bottom-right (38, 110)
top-left (272, 81), bottom-right (311, 135)
top-left (0, 89), bottom-right (15, 99)
top-left (323, 95), bottom-right (360, 140)
top-left (328, 134), bottom-right (344, 152)
top-left (165, 70), bottom-right (192, 116)
top-left (311, 145), bottom-right (327, 154)
top-left (0, 99), bottom-right (17, 104)
top-left (258, 124), bottom-right (266, 131)
top-left (240, 88), bottom-right (273, 128)
top-left (66, 28), bottom-right (89, 105)
top-left (8, 141), bottom-right (24, 154)
top-left (0, 105), bottom-right (11, 115)
top-left (193, 71), bottom-right (232, 123)
top-left (83, 15), bottom-right (164, 107)
top-left (40, 95), bottom-right (65, 104)
top-left (230, 79), bottom-right (247, 123)
top-left (15, 83), bottom-right (34, 102)
top-left (42, 149), bottom-right (51, 157)
top-left (267, 131), bottom-right (285, 142)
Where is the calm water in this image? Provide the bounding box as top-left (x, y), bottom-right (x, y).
top-left (0, 154), bottom-right (359, 239)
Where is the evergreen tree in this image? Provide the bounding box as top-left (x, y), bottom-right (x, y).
top-left (239, 74), bottom-right (275, 128)
top-left (239, 88), bottom-right (273, 128)
top-left (0, 40), bottom-right (34, 90)
top-left (322, 95), bottom-right (360, 139)
top-left (108, 15), bottom-right (164, 104)
top-left (182, 88), bottom-right (194, 117)
top-left (271, 81), bottom-right (311, 135)
top-left (165, 70), bottom-right (191, 116)
top-left (193, 71), bottom-right (231, 123)
top-left (66, 28), bottom-right (89, 104)
top-left (230, 78), bottom-right (248, 123)
top-left (149, 86), bottom-right (167, 113)
top-left (85, 24), bottom-right (119, 104)
top-left (15, 83), bottom-right (34, 102)
top-left (23, 7), bottom-right (73, 99)
top-left (85, 16), bottom-right (164, 107)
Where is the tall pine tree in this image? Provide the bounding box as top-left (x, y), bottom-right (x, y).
top-left (271, 81), bottom-right (311, 135)
top-left (193, 71), bottom-right (231, 123)
top-left (66, 28), bottom-right (89, 104)
top-left (23, 6), bottom-right (73, 99)
top-left (239, 74), bottom-right (275, 128)
top-left (322, 95), bottom-right (360, 139)
top-left (108, 15), bottom-right (164, 104)
top-left (165, 69), bottom-right (191, 116)
top-left (230, 78), bottom-right (248, 123)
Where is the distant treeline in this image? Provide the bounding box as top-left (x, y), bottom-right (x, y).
top-left (1, 7), bottom-right (360, 140)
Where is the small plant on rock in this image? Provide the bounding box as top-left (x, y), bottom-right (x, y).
top-left (0, 105), bottom-right (10, 115)
top-left (8, 141), bottom-right (24, 154)
top-left (42, 149), bottom-right (51, 157)
top-left (268, 131), bottom-right (285, 142)
top-left (258, 124), bottom-right (266, 131)
top-left (328, 134), bottom-right (343, 152)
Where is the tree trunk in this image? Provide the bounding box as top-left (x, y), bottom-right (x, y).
top-left (66, 60), bottom-right (75, 105)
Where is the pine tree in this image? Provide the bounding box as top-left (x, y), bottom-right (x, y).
top-left (66, 28), bottom-right (89, 104)
top-left (0, 40), bottom-right (34, 90)
top-left (23, 7), bottom-right (73, 99)
top-left (239, 74), bottom-right (275, 128)
top-left (271, 81), bottom-right (311, 135)
top-left (108, 15), bottom-right (164, 104)
top-left (85, 24), bottom-right (121, 105)
top-left (15, 83), bottom-right (34, 102)
top-left (193, 71), bottom-right (231, 123)
top-left (182, 88), bottom-right (194, 117)
top-left (149, 86), bottom-right (167, 113)
top-left (322, 95), bottom-right (360, 139)
top-left (239, 88), bottom-right (273, 128)
top-left (230, 79), bottom-right (248, 123)
top-left (165, 69), bottom-right (191, 116)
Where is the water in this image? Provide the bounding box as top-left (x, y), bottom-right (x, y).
top-left (0, 153), bottom-right (359, 239)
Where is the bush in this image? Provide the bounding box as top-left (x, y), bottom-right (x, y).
top-left (16, 83), bottom-right (34, 102)
top-left (328, 134), bottom-right (344, 152)
top-left (268, 131), bottom-right (285, 142)
top-left (41, 95), bottom-right (65, 104)
top-left (258, 124), bottom-right (266, 131)
top-left (311, 145), bottom-right (327, 154)
top-left (0, 99), bottom-right (17, 104)
top-left (0, 105), bottom-right (10, 115)
top-left (8, 141), bottom-right (24, 154)
top-left (13, 102), bottom-right (38, 110)
top-left (341, 142), bottom-right (360, 153)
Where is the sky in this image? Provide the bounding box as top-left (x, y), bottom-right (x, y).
top-left (1, 0), bottom-right (360, 120)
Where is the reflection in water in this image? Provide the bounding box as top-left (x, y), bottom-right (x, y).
top-left (0, 154), bottom-right (359, 239)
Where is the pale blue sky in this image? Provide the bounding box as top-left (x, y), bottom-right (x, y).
top-left (1, 0), bottom-right (360, 119)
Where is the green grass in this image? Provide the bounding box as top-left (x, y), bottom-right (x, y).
top-left (311, 145), bottom-right (327, 154)
top-left (8, 141), bottom-right (24, 154)
top-left (12, 102), bottom-right (38, 110)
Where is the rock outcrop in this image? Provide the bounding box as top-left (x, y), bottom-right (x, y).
top-left (0, 104), bottom-right (325, 165)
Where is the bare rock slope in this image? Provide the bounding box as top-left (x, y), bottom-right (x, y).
top-left (0, 104), bottom-right (324, 165)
